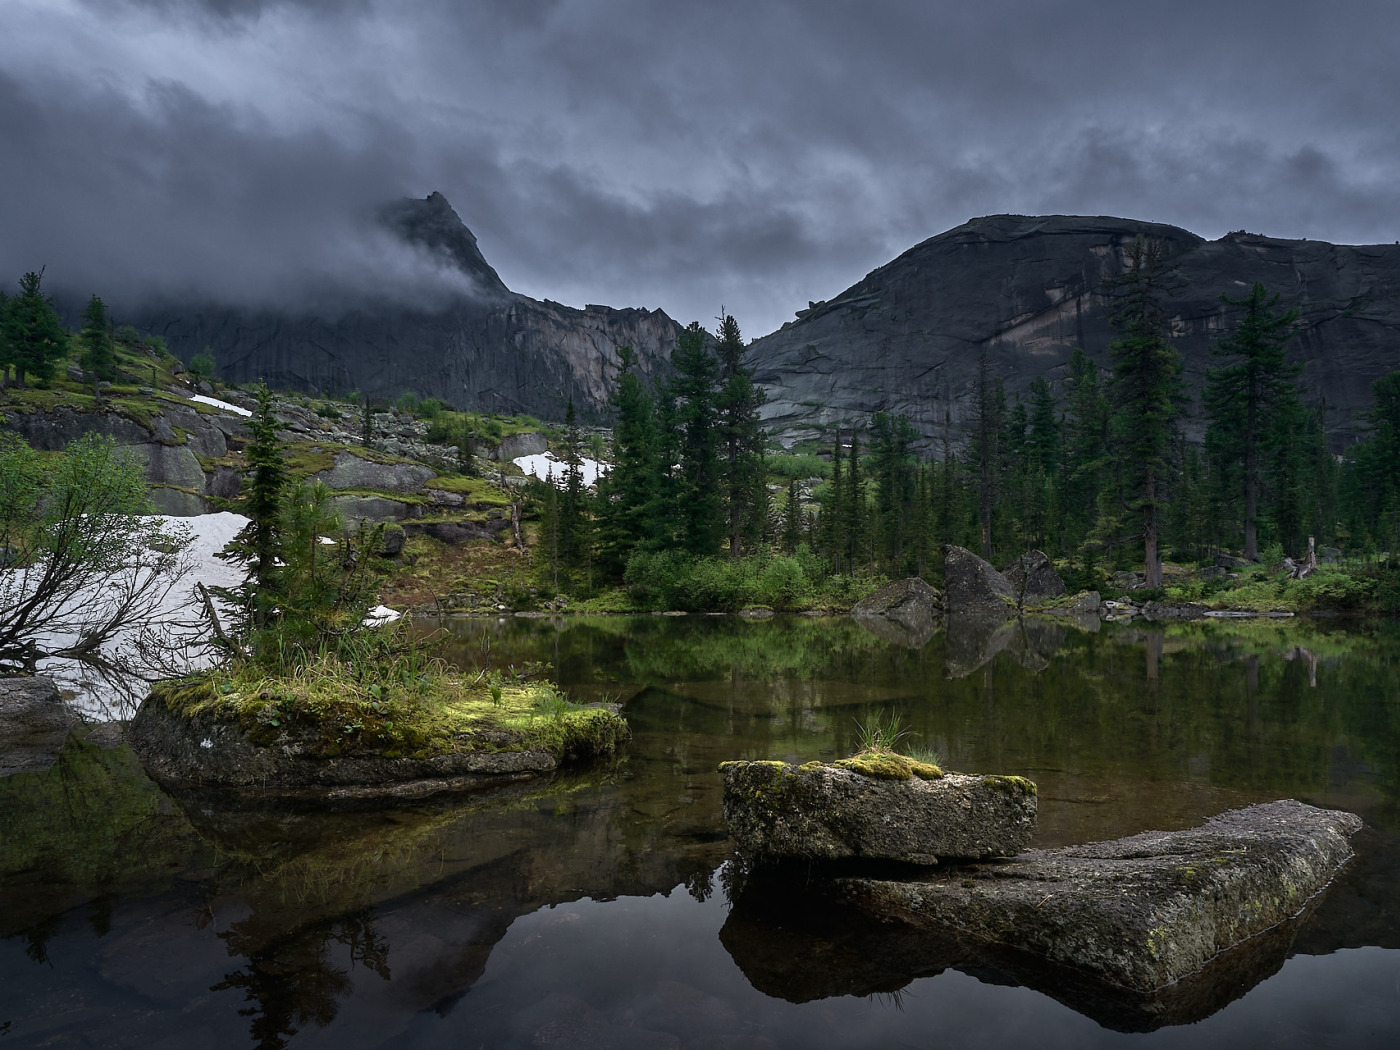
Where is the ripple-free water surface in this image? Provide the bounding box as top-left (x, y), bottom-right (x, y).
top-left (3, 615), bottom-right (1399, 1048)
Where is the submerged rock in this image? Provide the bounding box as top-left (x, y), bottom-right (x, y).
top-left (942, 545), bottom-right (1017, 619)
top-left (0, 675), bottom-right (76, 777)
top-left (721, 759), bottom-right (1037, 866)
top-left (833, 800), bottom-right (1361, 994)
top-left (1002, 549), bottom-right (1067, 606)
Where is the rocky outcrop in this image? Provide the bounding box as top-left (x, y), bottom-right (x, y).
top-left (1142, 600), bottom-right (1208, 622)
top-left (1003, 549), bottom-right (1066, 606)
top-left (136, 193), bottom-right (682, 421)
top-left (311, 450), bottom-right (437, 493)
top-left (942, 544), bottom-right (1017, 619)
top-left (833, 800), bottom-right (1360, 994)
top-left (750, 214), bottom-right (1400, 451)
top-left (721, 759), bottom-right (1037, 865)
top-left (0, 675), bottom-right (75, 777)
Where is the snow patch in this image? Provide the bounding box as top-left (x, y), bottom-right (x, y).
top-left (189, 394), bottom-right (252, 417)
top-left (513, 453), bottom-right (606, 488)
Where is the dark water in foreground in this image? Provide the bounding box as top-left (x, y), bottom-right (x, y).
top-left (3, 615), bottom-right (1400, 1048)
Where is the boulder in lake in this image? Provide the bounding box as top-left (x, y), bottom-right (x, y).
top-left (0, 675), bottom-right (76, 777)
top-left (833, 799), bottom-right (1361, 994)
top-left (721, 758), bottom-right (1037, 866)
top-left (942, 545), bottom-right (1017, 619)
top-left (1002, 550), bottom-right (1066, 606)
top-left (851, 578), bottom-right (942, 629)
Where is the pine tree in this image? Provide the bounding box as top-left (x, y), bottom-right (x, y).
top-left (871, 412), bottom-right (918, 573)
top-left (4, 271), bottom-right (67, 388)
top-left (822, 428), bottom-right (846, 570)
top-left (597, 347), bottom-right (658, 576)
top-left (669, 322), bottom-right (724, 556)
top-left (1203, 282), bottom-right (1302, 560)
top-left (714, 314), bottom-right (766, 557)
top-left (79, 295), bottom-right (117, 383)
top-left (1106, 237), bottom-right (1184, 588)
top-left (843, 427), bottom-right (865, 569)
top-left (971, 351), bottom-right (1004, 560)
top-left (781, 478), bottom-right (802, 554)
top-left (217, 383), bottom-right (288, 633)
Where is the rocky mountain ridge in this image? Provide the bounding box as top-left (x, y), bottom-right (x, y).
top-left (749, 214), bottom-right (1400, 451)
top-left (136, 193), bottom-right (682, 422)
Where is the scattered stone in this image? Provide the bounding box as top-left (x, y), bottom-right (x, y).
top-left (1039, 590), bottom-right (1101, 616)
top-left (833, 800), bottom-right (1360, 994)
top-left (1198, 565), bottom-right (1228, 580)
top-left (1002, 550), bottom-right (1066, 606)
top-left (1110, 570), bottom-right (1147, 591)
top-left (1141, 600), bottom-right (1207, 622)
top-left (65, 364), bottom-right (86, 382)
top-left (1215, 554), bottom-right (1253, 569)
top-left (1318, 546), bottom-right (1343, 564)
top-left (0, 675), bottom-right (76, 777)
top-left (311, 450), bottom-right (437, 494)
top-left (721, 759), bottom-right (1036, 866)
top-left (378, 523), bottom-right (406, 556)
top-left (330, 494), bottom-right (414, 523)
top-left (942, 545), bottom-right (1017, 619)
top-left (403, 519), bottom-right (510, 545)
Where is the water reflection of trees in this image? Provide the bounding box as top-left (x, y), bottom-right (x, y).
top-left (214, 909), bottom-right (390, 1050)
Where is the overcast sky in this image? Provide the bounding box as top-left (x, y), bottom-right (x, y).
top-left (4, 0), bottom-right (1399, 337)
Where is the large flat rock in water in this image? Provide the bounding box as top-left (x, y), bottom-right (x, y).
top-left (832, 800), bottom-right (1361, 993)
top-left (721, 759), bottom-right (1036, 865)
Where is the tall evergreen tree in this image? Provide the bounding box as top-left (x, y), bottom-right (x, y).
top-left (79, 295), bottom-right (117, 383)
top-left (4, 271), bottom-right (67, 388)
top-left (714, 314), bottom-right (766, 557)
top-left (843, 427), bottom-right (866, 569)
top-left (1106, 237), bottom-right (1184, 587)
top-left (1203, 282), bottom-right (1302, 560)
top-left (596, 347), bottom-right (658, 576)
top-left (871, 412), bottom-right (918, 573)
top-left (971, 351), bottom-right (1005, 560)
top-left (669, 322), bottom-right (724, 556)
top-left (781, 478), bottom-right (803, 554)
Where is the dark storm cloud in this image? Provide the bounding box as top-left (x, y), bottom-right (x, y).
top-left (6, 0), bottom-right (1400, 335)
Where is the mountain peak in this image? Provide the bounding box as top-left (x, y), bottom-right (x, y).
top-left (380, 192), bottom-right (510, 297)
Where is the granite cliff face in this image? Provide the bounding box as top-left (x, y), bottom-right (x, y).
top-left (750, 215), bottom-right (1400, 451)
top-left (138, 193), bottom-right (681, 420)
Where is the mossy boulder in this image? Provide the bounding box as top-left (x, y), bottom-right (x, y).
top-left (0, 675), bottom-right (76, 777)
top-left (311, 449), bottom-right (437, 494)
top-left (720, 758), bottom-right (1036, 866)
top-left (127, 675), bottom-right (629, 802)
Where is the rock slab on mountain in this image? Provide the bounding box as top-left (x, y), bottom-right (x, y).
top-left (750, 214), bottom-right (1400, 450)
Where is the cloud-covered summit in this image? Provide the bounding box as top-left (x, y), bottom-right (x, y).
top-left (5, 0), bottom-right (1400, 336)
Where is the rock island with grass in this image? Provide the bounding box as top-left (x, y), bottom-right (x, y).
top-left (129, 654), bottom-right (628, 801)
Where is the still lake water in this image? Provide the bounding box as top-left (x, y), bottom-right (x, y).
top-left (3, 614), bottom-right (1399, 1048)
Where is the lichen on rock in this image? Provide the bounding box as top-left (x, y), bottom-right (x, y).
top-left (721, 758), bottom-right (1036, 866)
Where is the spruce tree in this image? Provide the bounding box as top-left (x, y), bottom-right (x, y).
top-left (971, 351), bottom-right (1004, 560)
top-left (714, 314), bottom-right (766, 557)
top-left (79, 295), bottom-right (117, 383)
top-left (1106, 238), bottom-right (1184, 587)
top-left (1203, 282), bottom-right (1302, 560)
top-left (597, 347), bottom-right (657, 576)
top-left (669, 322), bottom-right (724, 556)
top-left (781, 478), bottom-right (802, 554)
top-left (5, 271), bottom-right (67, 388)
